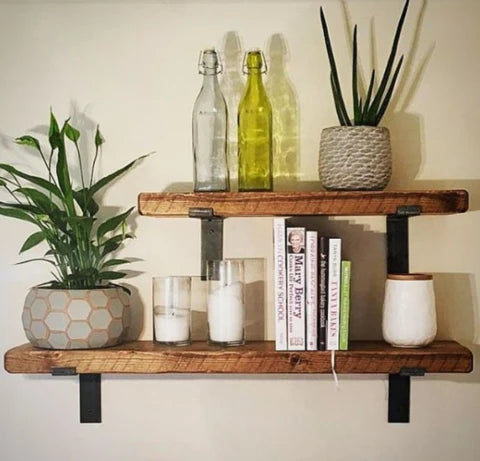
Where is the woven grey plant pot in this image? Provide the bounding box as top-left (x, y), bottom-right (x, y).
top-left (319, 126), bottom-right (392, 191)
top-left (22, 286), bottom-right (130, 349)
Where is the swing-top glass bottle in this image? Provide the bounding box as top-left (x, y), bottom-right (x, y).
top-left (192, 49), bottom-right (230, 192)
top-left (238, 50), bottom-right (273, 191)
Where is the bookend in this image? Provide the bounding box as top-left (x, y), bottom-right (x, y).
top-left (386, 205), bottom-right (422, 423)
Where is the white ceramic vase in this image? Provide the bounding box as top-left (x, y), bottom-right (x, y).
top-left (22, 286), bottom-right (130, 349)
top-left (382, 274), bottom-right (437, 348)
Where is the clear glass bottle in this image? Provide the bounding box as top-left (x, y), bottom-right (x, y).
top-left (238, 50), bottom-right (273, 191)
top-left (192, 49), bottom-right (230, 192)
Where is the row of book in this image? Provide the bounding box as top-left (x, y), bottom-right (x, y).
top-left (273, 218), bottom-right (352, 351)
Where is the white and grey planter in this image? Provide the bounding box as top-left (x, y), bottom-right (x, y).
top-left (319, 126), bottom-right (392, 191)
top-left (21, 286), bottom-right (130, 349)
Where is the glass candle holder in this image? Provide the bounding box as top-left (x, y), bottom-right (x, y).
top-left (153, 276), bottom-right (191, 346)
top-left (382, 273), bottom-right (437, 348)
top-left (207, 260), bottom-right (245, 346)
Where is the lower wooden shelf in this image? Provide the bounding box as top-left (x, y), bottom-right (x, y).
top-left (4, 340), bottom-right (473, 375)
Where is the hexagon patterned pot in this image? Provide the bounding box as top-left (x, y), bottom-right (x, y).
top-left (22, 286), bottom-right (130, 349)
top-left (319, 126), bottom-right (392, 191)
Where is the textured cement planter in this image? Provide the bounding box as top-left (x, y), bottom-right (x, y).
top-left (21, 286), bottom-right (130, 349)
top-left (319, 126), bottom-right (392, 191)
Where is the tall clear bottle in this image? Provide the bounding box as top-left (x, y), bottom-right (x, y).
top-left (238, 50), bottom-right (273, 191)
top-left (192, 49), bottom-right (229, 192)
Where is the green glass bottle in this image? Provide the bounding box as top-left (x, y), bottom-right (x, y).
top-left (238, 50), bottom-right (273, 191)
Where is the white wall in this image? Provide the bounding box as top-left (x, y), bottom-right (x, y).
top-left (0, 1), bottom-right (479, 460)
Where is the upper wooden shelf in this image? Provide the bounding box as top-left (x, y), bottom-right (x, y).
top-left (4, 340), bottom-right (472, 375)
top-left (138, 190), bottom-right (468, 217)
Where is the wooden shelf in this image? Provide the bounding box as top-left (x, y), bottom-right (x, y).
top-left (4, 340), bottom-right (472, 375)
top-left (138, 190), bottom-right (469, 217)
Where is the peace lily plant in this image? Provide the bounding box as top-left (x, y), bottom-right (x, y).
top-left (0, 110), bottom-right (148, 349)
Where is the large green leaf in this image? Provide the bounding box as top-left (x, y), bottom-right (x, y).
top-left (98, 271), bottom-right (127, 281)
top-left (48, 111), bottom-right (62, 151)
top-left (362, 70), bottom-right (376, 123)
top-left (319, 7), bottom-right (351, 126)
top-left (20, 231), bottom-right (46, 253)
top-left (57, 134), bottom-right (73, 205)
top-left (15, 257), bottom-right (56, 266)
top-left (15, 187), bottom-right (60, 213)
top-left (102, 258), bottom-right (129, 268)
top-left (0, 201), bottom-right (40, 214)
top-left (0, 164), bottom-right (62, 198)
top-left (97, 207), bottom-right (134, 241)
top-left (352, 25), bottom-right (360, 125)
top-left (0, 206), bottom-right (37, 224)
top-left (100, 233), bottom-right (134, 257)
top-left (367, 0), bottom-right (410, 122)
top-left (89, 154), bottom-right (150, 197)
top-left (375, 56), bottom-right (404, 125)
top-left (74, 188), bottom-right (99, 216)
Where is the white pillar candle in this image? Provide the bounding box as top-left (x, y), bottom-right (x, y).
top-left (154, 310), bottom-right (190, 343)
top-left (208, 281), bottom-right (244, 343)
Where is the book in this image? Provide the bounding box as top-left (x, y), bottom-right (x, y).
top-left (339, 260), bottom-right (352, 350)
top-left (327, 238), bottom-right (341, 350)
top-left (305, 231), bottom-right (318, 350)
top-left (286, 227), bottom-right (306, 350)
top-left (273, 218), bottom-right (287, 350)
top-left (318, 236), bottom-right (329, 350)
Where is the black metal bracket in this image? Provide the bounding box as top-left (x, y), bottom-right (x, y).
top-left (386, 209), bottom-right (425, 423)
top-left (188, 207), bottom-right (224, 278)
top-left (79, 374), bottom-right (102, 423)
top-left (396, 205), bottom-right (422, 217)
top-left (51, 367), bottom-right (77, 376)
top-left (388, 367), bottom-right (426, 423)
top-left (386, 215), bottom-right (409, 274)
top-left (52, 368), bottom-right (101, 423)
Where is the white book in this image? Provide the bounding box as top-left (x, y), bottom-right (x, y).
top-left (287, 227), bottom-right (306, 350)
top-left (306, 231), bottom-right (318, 350)
top-left (273, 218), bottom-right (288, 351)
top-left (327, 238), bottom-right (342, 350)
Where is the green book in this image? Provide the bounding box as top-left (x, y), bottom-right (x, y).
top-left (339, 261), bottom-right (352, 350)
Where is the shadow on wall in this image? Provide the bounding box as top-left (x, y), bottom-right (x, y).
top-left (288, 216), bottom-right (386, 340)
top-left (220, 31), bottom-right (244, 192)
top-left (265, 33), bottom-right (300, 190)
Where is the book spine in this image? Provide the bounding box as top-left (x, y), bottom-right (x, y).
top-left (318, 236), bottom-right (329, 350)
top-left (306, 231), bottom-right (318, 350)
top-left (339, 260), bottom-right (352, 351)
top-left (327, 238), bottom-right (342, 350)
top-left (273, 218), bottom-right (288, 350)
top-left (287, 227), bottom-right (305, 350)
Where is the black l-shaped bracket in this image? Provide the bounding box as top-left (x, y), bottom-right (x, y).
top-left (386, 205), bottom-right (423, 423)
top-left (52, 368), bottom-right (101, 423)
top-left (188, 207), bottom-right (224, 278)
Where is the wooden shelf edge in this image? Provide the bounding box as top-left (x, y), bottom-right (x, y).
top-left (137, 190), bottom-right (469, 217)
top-left (4, 340), bottom-right (473, 375)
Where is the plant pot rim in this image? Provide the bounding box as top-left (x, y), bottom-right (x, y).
top-left (322, 125), bottom-right (389, 131)
top-left (31, 284), bottom-right (125, 292)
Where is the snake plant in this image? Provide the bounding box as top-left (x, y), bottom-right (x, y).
top-left (320, 0), bottom-right (410, 126)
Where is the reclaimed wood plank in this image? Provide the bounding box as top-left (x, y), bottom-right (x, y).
top-left (138, 191), bottom-right (469, 217)
top-left (4, 340), bottom-right (473, 375)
